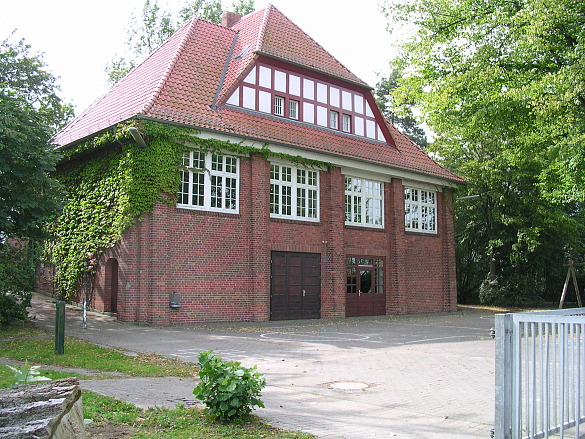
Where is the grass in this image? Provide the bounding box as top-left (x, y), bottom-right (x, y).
top-left (0, 363), bottom-right (91, 388)
top-left (0, 323), bottom-right (315, 439)
top-left (84, 391), bottom-right (313, 438)
top-left (0, 325), bottom-right (197, 377)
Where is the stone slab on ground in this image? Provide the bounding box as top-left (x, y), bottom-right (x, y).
top-left (0, 377), bottom-right (86, 439)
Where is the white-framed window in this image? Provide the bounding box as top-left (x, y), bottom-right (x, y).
top-left (404, 187), bottom-right (437, 233)
top-left (178, 150), bottom-right (239, 213)
top-left (270, 163), bottom-right (319, 221)
top-left (289, 99), bottom-right (299, 119)
top-left (329, 110), bottom-right (339, 129)
top-left (345, 176), bottom-right (383, 227)
top-left (274, 96), bottom-right (284, 116)
top-left (342, 114), bottom-right (351, 132)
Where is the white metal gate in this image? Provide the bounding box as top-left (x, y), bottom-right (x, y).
top-left (495, 309), bottom-right (585, 439)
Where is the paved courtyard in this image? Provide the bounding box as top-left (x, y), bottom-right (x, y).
top-left (30, 295), bottom-right (497, 438)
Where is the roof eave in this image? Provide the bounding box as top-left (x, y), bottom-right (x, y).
top-left (135, 115), bottom-right (464, 185)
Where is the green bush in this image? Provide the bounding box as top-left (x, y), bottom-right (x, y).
top-left (0, 243), bottom-right (35, 325)
top-left (193, 350), bottom-right (266, 421)
top-left (479, 272), bottom-right (545, 307)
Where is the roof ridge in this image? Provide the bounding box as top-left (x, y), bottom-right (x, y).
top-left (142, 18), bottom-right (200, 115)
top-left (258, 5), bottom-right (366, 87)
top-left (254, 5), bottom-right (273, 52)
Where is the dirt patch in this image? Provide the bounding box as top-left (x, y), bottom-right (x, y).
top-left (86, 424), bottom-right (137, 438)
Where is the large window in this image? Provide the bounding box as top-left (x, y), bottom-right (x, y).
top-left (344, 176), bottom-right (383, 227)
top-left (178, 150), bottom-right (239, 213)
top-left (270, 163), bottom-right (319, 221)
top-left (404, 187), bottom-right (437, 233)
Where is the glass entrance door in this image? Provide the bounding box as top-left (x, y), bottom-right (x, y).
top-left (346, 257), bottom-right (385, 317)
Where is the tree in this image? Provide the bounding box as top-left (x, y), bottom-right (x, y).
top-left (0, 36), bottom-right (71, 241)
top-left (0, 36), bottom-right (72, 323)
top-left (106, 0), bottom-right (256, 85)
top-left (374, 69), bottom-right (428, 148)
top-left (383, 0), bottom-right (585, 305)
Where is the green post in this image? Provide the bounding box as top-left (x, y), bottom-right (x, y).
top-left (55, 301), bottom-right (65, 355)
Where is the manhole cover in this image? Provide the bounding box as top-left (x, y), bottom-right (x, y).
top-left (328, 381), bottom-right (369, 391)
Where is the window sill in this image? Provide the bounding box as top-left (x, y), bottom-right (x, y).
top-left (270, 217), bottom-right (322, 226)
top-left (405, 229), bottom-right (439, 237)
top-left (176, 205), bottom-right (240, 218)
top-left (344, 224), bottom-right (386, 232)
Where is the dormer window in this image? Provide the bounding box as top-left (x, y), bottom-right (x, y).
top-left (274, 96), bottom-right (285, 116)
top-left (329, 110), bottom-right (339, 129)
top-left (230, 63), bottom-right (387, 142)
top-left (289, 100), bottom-right (299, 119)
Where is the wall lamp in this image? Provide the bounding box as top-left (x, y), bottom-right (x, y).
top-left (129, 126), bottom-right (148, 148)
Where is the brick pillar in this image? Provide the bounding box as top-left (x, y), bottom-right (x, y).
top-left (388, 178), bottom-right (408, 314)
top-left (441, 189), bottom-right (458, 311)
top-left (249, 154), bottom-right (271, 321)
top-left (136, 211), bottom-right (152, 323)
top-left (322, 167), bottom-right (345, 318)
top-left (149, 203), bottom-right (171, 325)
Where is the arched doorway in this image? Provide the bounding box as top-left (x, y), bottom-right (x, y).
top-left (105, 259), bottom-right (119, 313)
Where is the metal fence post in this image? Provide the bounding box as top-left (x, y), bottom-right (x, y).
top-left (495, 313), bottom-right (513, 439)
top-left (55, 301), bottom-right (65, 355)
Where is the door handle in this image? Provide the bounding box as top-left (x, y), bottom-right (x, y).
top-left (359, 290), bottom-right (362, 296)
top-left (303, 289), bottom-right (306, 297)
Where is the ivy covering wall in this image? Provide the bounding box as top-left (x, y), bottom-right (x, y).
top-left (46, 120), bottom-right (330, 300)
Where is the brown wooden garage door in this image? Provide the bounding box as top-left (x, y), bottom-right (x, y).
top-left (271, 251), bottom-right (321, 321)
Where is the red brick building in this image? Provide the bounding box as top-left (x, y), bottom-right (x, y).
top-left (48, 6), bottom-right (464, 324)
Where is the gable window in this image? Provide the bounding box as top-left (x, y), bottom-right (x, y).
top-left (274, 96), bottom-right (284, 116)
top-left (228, 63), bottom-right (388, 141)
top-left (405, 187), bottom-right (436, 233)
top-left (289, 99), bottom-right (299, 119)
top-left (270, 163), bottom-right (319, 221)
top-left (345, 176), bottom-right (383, 227)
top-left (178, 150), bottom-right (239, 213)
top-left (329, 110), bottom-right (339, 129)
top-left (342, 114), bottom-right (351, 132)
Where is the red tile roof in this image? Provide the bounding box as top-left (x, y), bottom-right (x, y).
top-left (54, 5), bottom-right (464, 185)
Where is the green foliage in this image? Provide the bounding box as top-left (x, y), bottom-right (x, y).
top-left (0, 35), bottom-right (73, 133)
top-left (193, 350), bottom-right (266, 421)
top-left (383, 0), bottom-right (585, 304)
top-left (374, 69), bottom-right (428, 148)
top-left (48, 120), bottom-right (330, 300)
top-left (0, 37), bottom-right (71, 240)
top-left (47, 121), bottom-right (190, 299)
top-left (7, 361), bottom-right (52, 387)
top-left (0, 243), bottom-right (35, 324)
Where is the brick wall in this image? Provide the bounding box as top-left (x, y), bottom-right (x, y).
top-left (44, 156), bottom-right (457, 324)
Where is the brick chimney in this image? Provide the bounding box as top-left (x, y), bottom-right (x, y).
top-left (221, 11), bottom-right (241, 28)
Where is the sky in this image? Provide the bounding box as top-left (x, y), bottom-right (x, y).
top-left (1, 0), bottom-right (402, 115)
